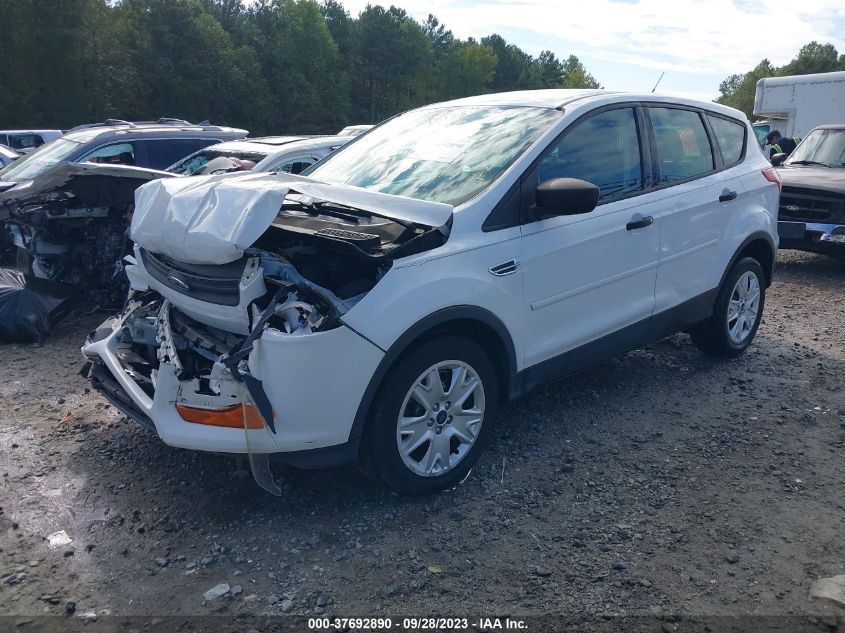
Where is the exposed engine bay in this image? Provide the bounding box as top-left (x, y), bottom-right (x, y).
top-left (1, 162), bottom-right (172, 307)
top-left (109, 190), bottom-right (448, 425)
top-left (134, 191), bottom-right (449, 336)
top-left (87, 195), bottom-right (448, 456)
top-left (249, 194), bottom-right (448, 333)
top-left (107, 294), bottom-right (246, 403)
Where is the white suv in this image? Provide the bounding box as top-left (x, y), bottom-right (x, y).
top-left (82, 90), bottom-right (781, 495)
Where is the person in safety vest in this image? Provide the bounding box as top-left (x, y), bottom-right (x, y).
top-left (765, 130), bottom-right (800, 160)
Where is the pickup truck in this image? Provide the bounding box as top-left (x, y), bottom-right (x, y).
top-left (775, 124), bottom-right (845, 260)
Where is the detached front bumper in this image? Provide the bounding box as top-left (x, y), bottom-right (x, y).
top-left (81, 300), bottom-right (277, 453)
top-left (81, 297), bottom-right (384, 459)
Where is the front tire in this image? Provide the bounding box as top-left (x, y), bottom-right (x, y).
top-left (690, 257), bottom-right (765, 357)
top-left (363, 336), bottom-right (499, 495)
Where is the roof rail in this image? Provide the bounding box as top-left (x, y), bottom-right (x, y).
top-left (155, 117), bottom-right (194, 125)
top-left (68, 119), bottom-right (135, 131)
top-left (68, 117), bottom-right (219, 132)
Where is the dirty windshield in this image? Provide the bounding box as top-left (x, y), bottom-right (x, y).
top-left (786, 128), bottom-right (845, 167)
top-left (0, 138), bottom-right (81, 181)
top-left (307, 105), bottom-right (562, 206)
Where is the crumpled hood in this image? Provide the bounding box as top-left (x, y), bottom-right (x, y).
top-left (131, 171), bottom-right (453, 265)
top-left (0, 162), bottom-right (171, 203)
top-left (0, 162), bottom-right (171, 220)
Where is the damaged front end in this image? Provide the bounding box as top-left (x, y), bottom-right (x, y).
top-left (1, 162), bottom-right (173, 307)
top-left (83, 172), bottom-right (452, 494)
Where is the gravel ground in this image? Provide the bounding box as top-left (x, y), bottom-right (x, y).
top-left (1, 250), bottom-right (843, 631)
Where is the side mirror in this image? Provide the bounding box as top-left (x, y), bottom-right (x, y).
top-left (771, 153), bottom-right (787, 167)
top-left (535, 178), bottom-right (600, 217)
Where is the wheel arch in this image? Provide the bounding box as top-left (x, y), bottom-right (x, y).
top-left (348, 306), bottom-right (517, 443)
top-left (722, 231), bottom-right (776, 288)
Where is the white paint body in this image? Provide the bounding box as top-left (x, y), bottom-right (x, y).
top-left (84, 90), bottom-right (779, 455)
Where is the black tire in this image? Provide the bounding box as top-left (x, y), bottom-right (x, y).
top-left (363, 336), bottom-right (499, 495)
top-left (16, 246), bottom-right (33, 275)
top-left (690, 257), bottom-right (766, 357)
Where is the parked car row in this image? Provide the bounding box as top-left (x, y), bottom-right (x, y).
top-left (0, 129), bottom-right (62, 154)
top-left (0, 120), bottom-right (360, 306)
top-left (70, 90), bottom-right (781, 495)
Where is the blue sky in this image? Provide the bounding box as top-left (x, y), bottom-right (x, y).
top-left (339, 0), bottom-right (845, 101)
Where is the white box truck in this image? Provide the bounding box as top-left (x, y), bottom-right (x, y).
top-left (752, 70), bottom-right (845, 146)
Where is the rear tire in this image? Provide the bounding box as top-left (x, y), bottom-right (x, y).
top-left (690, 257), bottom-right (765, 357)
top-left (363, 336), bottom-right (499, 495)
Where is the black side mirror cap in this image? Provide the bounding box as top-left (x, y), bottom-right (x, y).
top-left (771, 152), bottom-right (787, 167)
top-left (535, 178), bottom-right (600, 217)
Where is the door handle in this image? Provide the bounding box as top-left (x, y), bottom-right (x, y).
top-left (626, 215), bottom-right (654, 231)
top-left (719, 190), bottom-right (738, 202)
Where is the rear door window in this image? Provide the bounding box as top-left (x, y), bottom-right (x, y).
top-left (649, 107), bottom-right (715, 183)
top-left (707, 115), bottom-right (746, 167)
top-left (537, 107), bottom-right (643, 201)
top-left (140, 138), bottom-right (219, 170)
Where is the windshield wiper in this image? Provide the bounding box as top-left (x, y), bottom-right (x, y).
top-left (788, 160), bottom-right (831, 168)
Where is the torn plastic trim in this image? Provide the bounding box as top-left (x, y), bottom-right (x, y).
top-left (239, 382), bottom-right (283, 496)
top-left (155, 301), bottom-right (182, 376)
top-left (221, 284), bottom-right (287, 434)
top-left (254, 250), bottom-right (365, 316)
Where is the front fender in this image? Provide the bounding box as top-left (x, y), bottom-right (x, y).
top-left (342, 235), bottom-right (524, 367)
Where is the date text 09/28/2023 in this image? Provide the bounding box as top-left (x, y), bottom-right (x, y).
top-left (307, 617), bottom-right (528, 630)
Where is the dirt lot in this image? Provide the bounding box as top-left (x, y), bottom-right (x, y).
top-left (1, 250), bottom-right (844, 631)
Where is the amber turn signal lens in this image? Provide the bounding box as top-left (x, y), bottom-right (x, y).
top-left (176, 403), bottom-right (267, 430)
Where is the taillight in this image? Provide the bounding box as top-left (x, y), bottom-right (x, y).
top-left (762, 167), bottom-right (782, 193)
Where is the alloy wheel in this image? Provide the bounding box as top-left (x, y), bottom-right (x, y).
top-left (727, 270), bottom-right (761, 344)
top-left (395, 360), bottom-right (486, 478)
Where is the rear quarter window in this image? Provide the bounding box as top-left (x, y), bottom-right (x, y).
top-left (649, 107), bottom-right (715, 183)
top-left (707, 115), bottom-right (746, 167)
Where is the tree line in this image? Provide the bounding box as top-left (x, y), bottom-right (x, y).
top-left (0, 0), bottom-right (601, 135)
top-left (716, 41), bottom-right (845, 118)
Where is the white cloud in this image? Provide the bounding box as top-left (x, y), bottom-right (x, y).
top-left (339, 0), bottom-right (845, 76)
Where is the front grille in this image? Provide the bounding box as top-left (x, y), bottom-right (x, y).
top-left (140, 248), bottom-right (246, 306)
top-left (779, 187), bottom-right (845, 223)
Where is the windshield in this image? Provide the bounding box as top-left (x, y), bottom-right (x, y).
top-left (786, 128), bottom-right (845, 167)
top-left (0, 138), bottom-right (81, 181)
top-left (167, 149), bottom-right (267, 175)
top-left (308, 106), bottom-right (562, 206)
